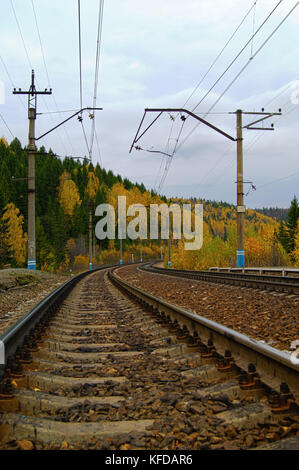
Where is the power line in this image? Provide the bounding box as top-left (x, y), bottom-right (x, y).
top-left (157, 156), bottom-right (172, 193)
top-left (78, 0), bottom-right (83, 112)
top-left (154, 154), bottom-right (167, 192)
top-left (0, 112), bottom-right (15, 138)
top-left (246, 100), bottom-right (299, 153)
top-left (257, 171), bottom-right (299, 190)
top-left (153, 115), bottom-right (176, 190)
top-left (191, 0), bottom-right (283, 114)
top-left (10, 0), bottom-right (70, 155)
top-left (94, 126), bottom-right (103, 167)
top-left (161, 0), bottom-right (257, 161)
top-left (157, 116), bottom-right (186, 193)
top-left (202, 100), bottom-right (297, 200)
top-left (80, 120), bottom-right (91, 157)
top-left (0, 55), bottom-right (26, 110)
top-left (183, 137), bottom-right (236, 201)
top-left (155, 0), bottom-right (257, 191)
top-left (182, 0), bottom-right (258, 110)
top-left (10, 0), bottom-right (33, 71)
top-left (89, 0), bottom-right (104, 162)
top-left (31, 0), bottom-right (76, 156)
top-left (205, 2), bottom-right (299, 116)
top-left (77, 0), bottom-right (93, 160)
top-left (243, 79), bottom-right (298, 151)
top-left (37, 109), bottom-right (80, 115)
top-left (199, 142), bottom-right (235, 191)
top-left (154, 0), bottom-right (278, 192)
top-left (39, 103), bottom-right (70, 156)
top-left (30, 0), bottom-right (50, 88)
top-left (201, 156), bottom-right (235, 201)
top-left (201, 91), bottom-right (299, 199)
top-left (176, 1), bottom-right (298, 153)
top-left (250, 0), bottom-right (258, 58)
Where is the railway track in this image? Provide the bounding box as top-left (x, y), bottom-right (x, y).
top-left (0, 265), bottom-right (298, 450)
top-left (142, 264), bottom-right (299, 295)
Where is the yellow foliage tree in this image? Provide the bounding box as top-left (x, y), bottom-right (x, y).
top-left (292, 227), bottom-right (299, 266)
top-left (2, 203), bottom-right (27, 266)
top-left (73, 254), bottom-right (98, 272)
top-left (258, 223), bottom-right (276, 244)
top-left (39, 250), bottom-right (56, 273)
top-left (73, 254), bottom-right (89, 271)
top-left (108, 183), bottom-right (129, 209)
top-left (58, 171), bottom-right (81, 216)
top-left (245, 237), bottom-right (264, 265)
top-left (85, 172), bottom-right (100, 201)
top-left (0, 137), bottom-right (8, 147)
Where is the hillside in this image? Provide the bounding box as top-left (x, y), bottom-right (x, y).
top-left (0, 137), bottom-right (297, 271)
top-left (254, 207), bottom-right (289, 221)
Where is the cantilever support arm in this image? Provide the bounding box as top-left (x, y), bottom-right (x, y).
top-left (129, 108), bottom-right (236, 153)
top-left (35, 107), bottom-right (103, 141)
top-left (129, 111), bottom-right (164, 153)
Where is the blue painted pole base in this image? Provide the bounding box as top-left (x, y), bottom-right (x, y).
top-left (120, 259), bottom-right (123, 265)
top-left (27, 260), bottom-right (36, 270)
top-left (236, 250), bottom-right (245, 268)
top-left (89, 263), bottom-right (93, 270)
top-left (168, 261), bottom-right (171, 268)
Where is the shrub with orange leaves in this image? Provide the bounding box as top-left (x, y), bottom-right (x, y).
top-left (245, 237), bottom-right (264, 264)
top-left (73, 254), bottom-right (89, 271)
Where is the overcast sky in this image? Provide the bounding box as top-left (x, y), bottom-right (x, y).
top-left (0, 0), bottom-right (298, 208)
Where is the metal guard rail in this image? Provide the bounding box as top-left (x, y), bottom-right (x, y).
top-left (141, 264), bottom-right (299, 290)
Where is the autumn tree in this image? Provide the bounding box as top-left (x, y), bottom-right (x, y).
top-left (0, 137), bottom-right (292, 272)
top-left (2, 203), bottom-right (27, 266)
top-left (0, 137), bottom-right (8, 147)
top-left (85, 171), bottom-right (100, 202)
top-left (245, 237), bottom-right (264, 266)
top-left (0, 217), bottom-right (11, 267)
top-left (58, 171), bottom-right (81, 217)
top-left (292, 229), bottom-right (299, 266)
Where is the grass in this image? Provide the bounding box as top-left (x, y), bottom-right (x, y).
top-left (14, 274), bottom-right (39, 286)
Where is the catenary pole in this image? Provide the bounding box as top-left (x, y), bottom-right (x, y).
top-left (13, 70), bottom-right (52, 270)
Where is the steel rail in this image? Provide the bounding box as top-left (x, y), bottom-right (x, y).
top-left (110, 266), bottom-right (299, 401)
top-left (209, 267), bottom-right (299, 277)
top-left (0, 264), bottom-right (119, 375)
top-left (141, 264), bottom-right (299, 295)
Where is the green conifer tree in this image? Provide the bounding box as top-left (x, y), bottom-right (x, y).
top-left (286, 196), bottom-right (299, 253)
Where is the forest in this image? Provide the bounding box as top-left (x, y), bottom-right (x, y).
top-left (0, 136), bottom-right (298, 272)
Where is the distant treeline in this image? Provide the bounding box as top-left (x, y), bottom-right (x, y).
top-left (255, 207), bottom-right (289, 221)
top-left (0, 136), bottom-right (298, 271)
top-left (0, 137), bottom-right (164, 270)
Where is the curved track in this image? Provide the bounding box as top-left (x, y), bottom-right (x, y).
top-left (142, 263), bottom-right (299, 295)
top-left (0, 266), bottom-right (298, 450)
